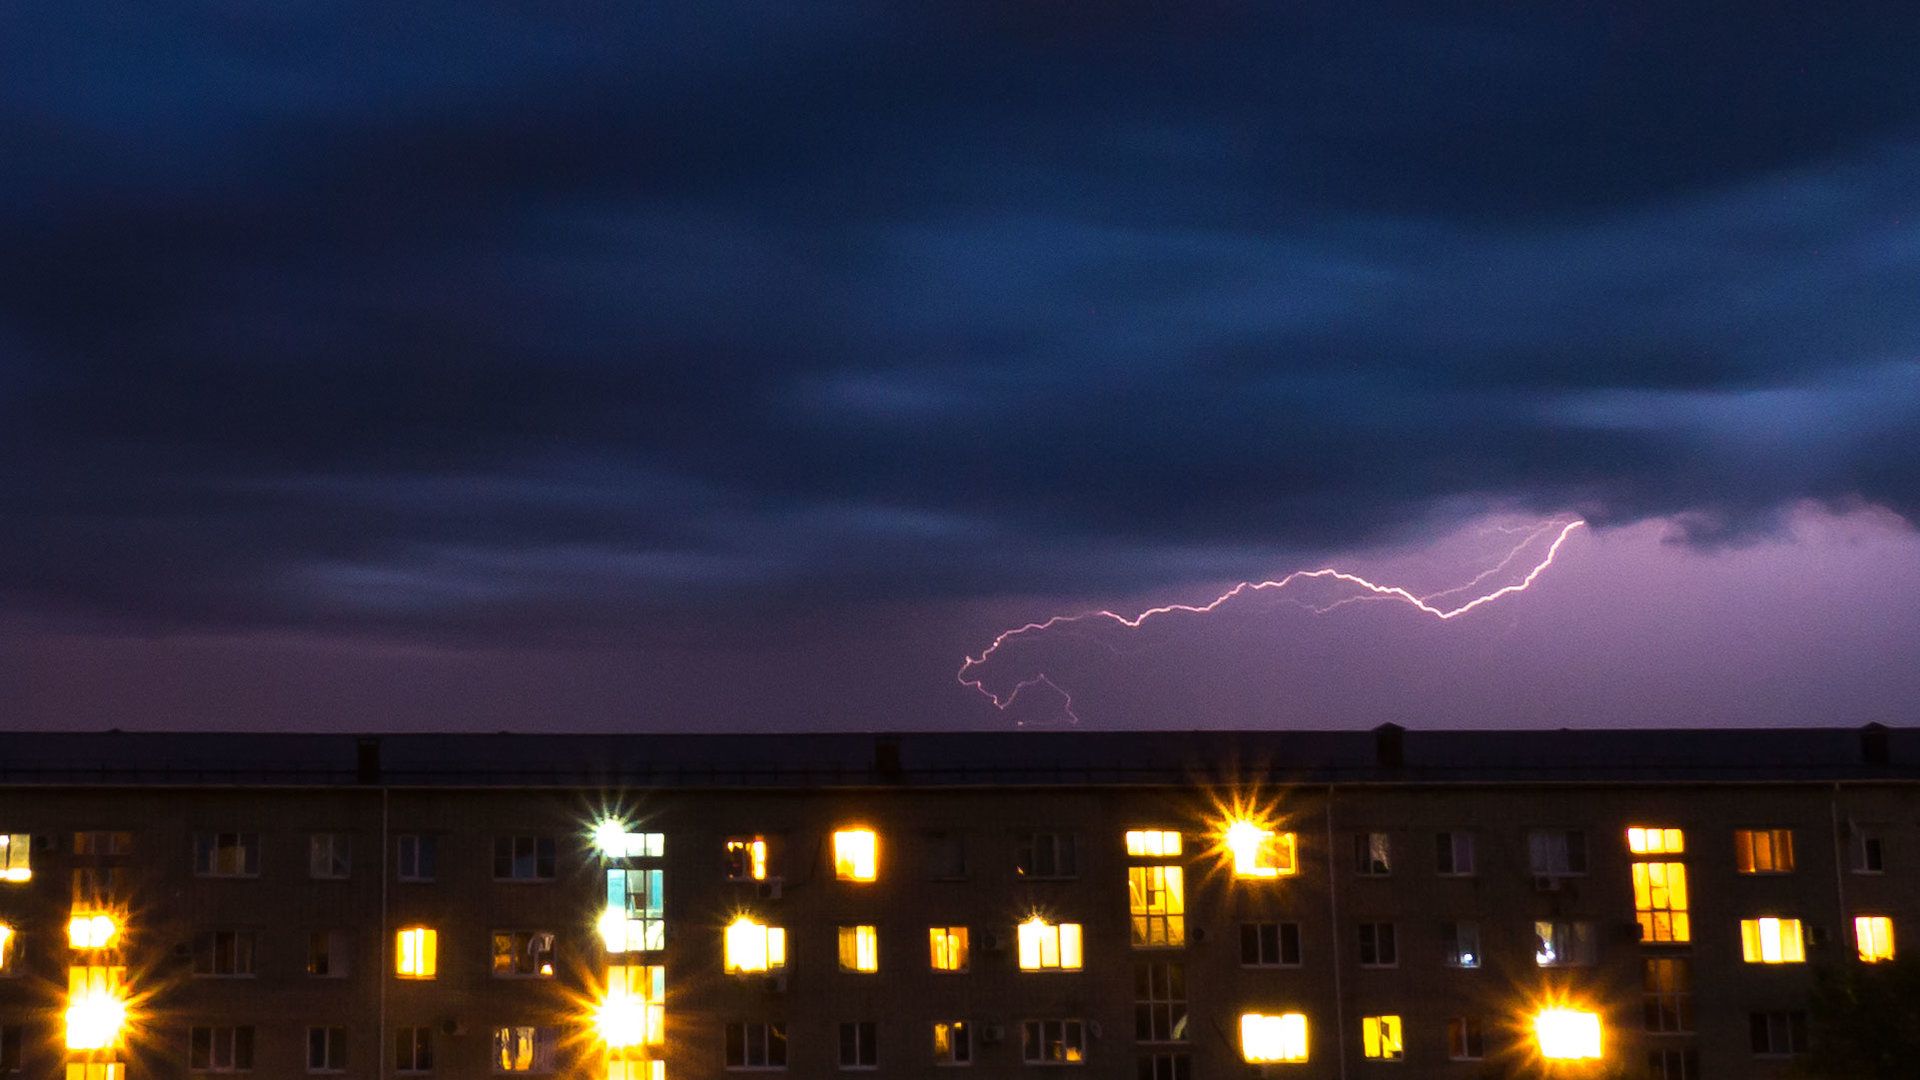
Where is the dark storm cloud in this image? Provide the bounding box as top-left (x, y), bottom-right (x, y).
top-left (4, 2), bottom-right (1919, 637)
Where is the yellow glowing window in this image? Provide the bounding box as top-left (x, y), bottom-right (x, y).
top-left (1240, 1012), bottom-right (1308, 1063)
top-left (929, 926), bottom-right (969, 972)
top-left (1225, 822), bottom-right (1297, 878)
top-left (724, 917), bottom-right (787, 973)
top-left (1734, 828), bottom-right (1795, 874)
top-left (1632, 862), bottom-right (1690, 943)
top-left (1016, 917), bottom-right (1083, 971)
top-left (65, 964), bottom-right (127, 1050)
top-left (1, 833), bottom-right (29, 883)
top-left (1856, 916), bottom-right (1895, 963)
top-left (1627, 827), bottom-right (1684, 855)
top-left (1128, 865), bottom-right (1186, 947)
top-left (1361, 1015), bottom-right (1403, 1061)
top-left (838, 924), bottom-right (879, 972)
top-left (606, 1061), bottom-right (666, 1080)
top-left (726, 837), bottom-right (769, 881)
top-left (1740, 918), bottom-right (1806, 964)
top-left (834, 829), bottom-right (878, 881)
top-left (66, 1066), bottom-right (125, 1080)
top-left (598, 963), bottom-right (666, 1048)
top-left (0, 922), bottom-right (14, 972)
top-left (1126, 829), bottom-right (1182, 858)
top-left (395, 926), bottom-right (438, 978)
top-left (68, 913), bottom-right (120, 951)
top-left (1534, 1008), bottom-right (1601, 1060)
top-left (593, 820), bottom-right (664, 860)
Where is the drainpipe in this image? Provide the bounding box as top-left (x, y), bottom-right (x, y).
top-left (1324, 784), bottom-right (1349, 1080)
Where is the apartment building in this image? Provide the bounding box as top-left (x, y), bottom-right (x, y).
top-left (0, 725), bottom-right (1914, 1079)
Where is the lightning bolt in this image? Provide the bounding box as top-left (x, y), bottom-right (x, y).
top-left (958, 518), bottom-right (1586, 721)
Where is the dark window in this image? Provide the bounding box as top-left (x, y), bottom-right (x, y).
top-left (1643, 958), bottom-right (1693, 1033)
top-left (1358, 922), bottom-right (1397, 966)
top-left (1017, 833), bottom-right (1078, 879)
top-left (1354, 832), bottom-right (1392, 875)
top-left (838, 1021), bottom-right (877, 1068)
top-left (726, 1022), bottom-right (788, 1069)
top-left (493, 836), bottom-right (556, 881)
top-left (1136, 1053), bottom-right (1190, 1080)
top-left (188, 1026), bottom-right (255, 1072)
top-left (1750, 1011), bottom-right (1808, 1056)
top-left (1647, 1048), bottom-right (1700, 1079)
top-left (0, 1025), bottom-right (21, 1073)
top-left (1133, 962), bottom-right (1188, 1043)
top-left (397, 834), bottom-right (438, 881)
top-left (307, 1027), bottom-right (349, 1072)
top-left (1446, 1017), bottom-right (1484, 1061)
top-left (396, 1027), bottom-right (434, 1072)
top-left (192, 931), bottom-right (257, 977)
top-left (1240, 922), bottom-right (1301, 967)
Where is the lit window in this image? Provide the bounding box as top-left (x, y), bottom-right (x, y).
top-left (598, 964), bottom-right (665, 1048)
top-left (594, 821), bottom-right (664, 860)
top-left (1021, 1019), bottom-right (1086, 1064)
top-left (1017, 832), bottom-right (1079, 879)
top-left (1126, 830), bottom-right (1182, 858)
top-left (64, 964), bottom-right (127, 1050)
top-left (834, 829), bottom-right (878, 882)
top-left (65, 1066), bottom-right (125, 1080)
top-left (1240, 1012), bottom-right (1308, 1063)
top-left (1856, 916), bottom-right (1895, 963)
top-left (1436, 831), bottom-right (1475, 875)
top-left (726, 837), bottom-right (769, 881)
top-left (726, 1022), bottom-right (788, 1069)
top-left (1354, 832), bottom-right (1391, 875)
top-left (1534, 1008), bottom-right (1601, 1060)
top-left (1361, 1015), bottom-right (1403, 1061)
top-left (307, 1026), bottom-right (349, 1072)
top-left (1128, 866), bottom-right (1186, 948)
top-left (309, 832), bottom-right (351, 879)
top-left (1632, 862), bottom-right (1691, 943)
top-left (1225, 822), bottom-right (1297, 878)
top-left (929, 926), bottom-right (970, 972)
top-left (490, 930), bottom-right (555, 978)
top-left (1135, 961), bottom-right (1188, 1042)
top-left (1534, 921), bottom-right (1596, 967)
top-left (1644, 957), bottom-right (1693, 1033)
top-left (189, 1025), bottom-right (255, 1072)
top-left (67, 913), bottom-right (119, 950)
top-left (933, 1021), bottom-right (971, 1065)
top-left (1, 834), bottom-right (30, 883)
top-left (1443, 921), bottom-right (1480, 968)
top-left (192, 832), bottom-right (259, 878)
top-left (602, 867), bottom-right (666, 953)
top-left (725, 917), bottom-right (787, 974)
top-left (72, 832), bottom-right (132, 856)
top-left (607, 1060), bottom-right (666, 1080)
top-left (1740, 918), bottom-right (1806, 964)
top-left (493, 835), bottom-right (556, 881)
top-left (395, 926), bottom-right (437, 978)
top-left (1627, 827), bottom-right (1685, 855)
top-left (0, 922), bottom-right (15, 975)
top-left (493, 1026), bottom-right (557, 1071)
top-left (1017, 918), bottom-right (1084, 971)
top-left (839, 924), bottom-right (879, 972)
top-left (1733, 828), bottom-right (1794, 874)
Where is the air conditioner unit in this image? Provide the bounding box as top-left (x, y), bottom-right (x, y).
top-left (438, 1017), bottom-right (467, 1037)
top-left (763, 973), bottom-right (788, 994)
top-left (980, 1023), bottom-right (1005, 1044)
top-left (171, 941), bottom-right (192, 960)
top-left (1808, 924), bottom-right (1831, 946)
top-left (981, 932), bottom-right (1006, 953)
top-left (1087, 1020), bottom-right (1103, 1040)
top-left (756, 880), bottom-right (783, 900)
top-left (1192, 926), bottom-right (1210, 945)
top-left (1532, 875), bottom-right (1565, 893)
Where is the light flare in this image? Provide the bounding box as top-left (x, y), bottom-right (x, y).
top-left (959, 518), bottom-right (1585, 719)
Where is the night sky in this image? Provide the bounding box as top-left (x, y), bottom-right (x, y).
top-left (4, 5), bottom-right (1918, 732)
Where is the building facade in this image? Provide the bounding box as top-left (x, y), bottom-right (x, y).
top-left (0, 725), bottom-right (1914, 1079)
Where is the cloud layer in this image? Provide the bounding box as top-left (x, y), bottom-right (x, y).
top-left (4, 4), bottom-right (1918, 650)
